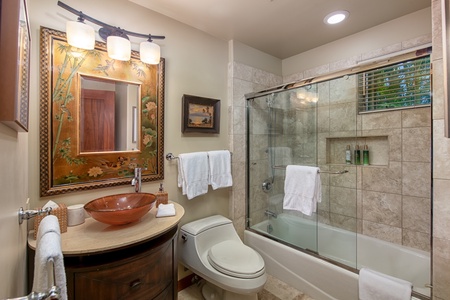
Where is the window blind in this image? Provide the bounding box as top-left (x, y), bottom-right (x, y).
top-left (358, 56), bottom-right (431, 113)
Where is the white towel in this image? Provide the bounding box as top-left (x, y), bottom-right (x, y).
top-left (177, 152), bottom-right (209, 200)
top-left (156, 203), bottom-right (176, 217)
top-left (283, 165), bottom-right (321, 216)
top-left (33, 215), bottom-right (67, 300)
top-left (359, 268), bottom-right (412, 300)
top-left (207, 150), bottom-right (233, 190)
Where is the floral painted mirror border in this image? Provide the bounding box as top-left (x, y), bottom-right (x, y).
top-left (39, 27), bottom-right (165, 197)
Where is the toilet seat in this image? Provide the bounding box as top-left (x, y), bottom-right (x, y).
top-left (207, 240), bottom-right (265, 279)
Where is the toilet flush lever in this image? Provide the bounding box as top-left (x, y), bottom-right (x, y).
top-left (181, 233), bottom-right (188, 242)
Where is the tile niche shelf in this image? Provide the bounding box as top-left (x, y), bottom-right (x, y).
top-left (326, 136), bottom-right (389, 166)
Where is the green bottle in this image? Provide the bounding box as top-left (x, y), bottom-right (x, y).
top-left (354, 145), bottom-right (361, 165)
top-left (363, 145), bottom-right (370, 166)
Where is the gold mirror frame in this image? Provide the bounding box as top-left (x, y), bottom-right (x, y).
top-left (39, 27), bottom-right (165, 197)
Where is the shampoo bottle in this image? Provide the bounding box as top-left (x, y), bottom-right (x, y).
top-left (354, 145), bottom-right (361, 165)
top-left (363, 145), bottom-right (370, 166)
top-left (156, 183), bottom-right (168, 207)
top-left (345, 145), bottom-right (352, 164)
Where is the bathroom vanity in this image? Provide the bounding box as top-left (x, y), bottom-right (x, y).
top-left (28, 202), bottom-right (184, 300)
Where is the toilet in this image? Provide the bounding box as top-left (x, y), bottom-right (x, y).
top-left (179, 215), bottom-right (267, 300)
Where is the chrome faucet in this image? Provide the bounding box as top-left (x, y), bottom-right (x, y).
top-left (132, 167), bottom-right (142, 192)
top-left (264, 209), bottom-right (277, 218)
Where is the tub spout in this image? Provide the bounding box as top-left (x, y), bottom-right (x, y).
top-left (131, 167), bottom-right (142, 192)
top-left (265, 210), bottom-right (277, 218)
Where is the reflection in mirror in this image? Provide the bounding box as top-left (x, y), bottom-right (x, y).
top-left (79, 75), bottom-right (140, 153)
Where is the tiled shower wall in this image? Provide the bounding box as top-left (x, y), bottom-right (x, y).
top-left (228, 63), bottom-right (282, 239)
top-left (314, 75), bottom-right (431, 252)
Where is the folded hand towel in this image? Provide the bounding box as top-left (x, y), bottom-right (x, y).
top-left (359, 268), bottom-right (412, 300)
top-left (33, 215), bottom-right (67, 300)
top-left (208, 150), bottom-right (233, 190)
top-left (177, 152), bottom-right (209, 200)
top-left (156, 203), bottom-right (176, 217)
top-left (283, 165), bottom-right (321, 216)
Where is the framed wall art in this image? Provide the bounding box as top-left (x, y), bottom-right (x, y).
top-left (0, 0), bottom-right (31, 131)
top-left (182, 94), bottom-right (220, 133)
top-left (39, 27), bottom-right (165, 196)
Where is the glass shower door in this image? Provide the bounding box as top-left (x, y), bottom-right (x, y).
top-left (247, 86), bottom-right (320, 253)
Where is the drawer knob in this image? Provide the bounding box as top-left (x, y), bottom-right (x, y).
top-left (129, 279), bottom-right (142, 289)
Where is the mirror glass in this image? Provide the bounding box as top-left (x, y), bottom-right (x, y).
top-left (79, 75), bottom-right (140, 153)
top-left (39, 27), bottom-right (165, 197)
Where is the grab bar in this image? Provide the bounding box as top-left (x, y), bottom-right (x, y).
top-left (273, 165), bottom-right (348, 174)
top-left (5, 260), bottom-right (60, 300)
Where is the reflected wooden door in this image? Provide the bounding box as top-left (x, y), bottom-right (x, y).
top-left (81, 89), bottom-right (115, 152)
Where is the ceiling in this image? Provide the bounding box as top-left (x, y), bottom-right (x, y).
top-left (130, 0), bottom-right (430, 59)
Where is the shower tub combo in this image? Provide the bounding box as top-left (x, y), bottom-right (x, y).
top-left (245, 212), bottom-right (430, 300)
top-left (244, 65), bottom-right (432, 300)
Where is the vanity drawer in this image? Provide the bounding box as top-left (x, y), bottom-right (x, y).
top-left (72, 239), bottom-right (174, 299)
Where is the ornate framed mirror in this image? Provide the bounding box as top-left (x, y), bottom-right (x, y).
top-left (39, 27), bottom-right (165, 196)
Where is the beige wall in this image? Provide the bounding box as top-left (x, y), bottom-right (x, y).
top-left (282, 7), bottom-right (432, 77)
top-left (0, 127), bottom-right (29, 297)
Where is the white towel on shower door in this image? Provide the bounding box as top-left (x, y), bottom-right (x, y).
top-left (283, 165), bottom-right (321, 216)
top-left (359, 268), bottom-right (412, 300)
top-left (177, 152), bottom-right (209, 200)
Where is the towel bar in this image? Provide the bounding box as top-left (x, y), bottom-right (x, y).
top-left (5, 260), bottom-right (60, 300)
top-left (166, 151), bottom-right (232, 161)
top-left (273, 165), bottom-right (348, 174)
top-left (18, 207), bottom-right (52, 225)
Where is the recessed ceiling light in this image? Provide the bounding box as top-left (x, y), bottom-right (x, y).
top-left (324, 10), bottom-right (349, 25)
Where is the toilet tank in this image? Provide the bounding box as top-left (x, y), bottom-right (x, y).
top-left (180, 215), bottom-right (241, 257)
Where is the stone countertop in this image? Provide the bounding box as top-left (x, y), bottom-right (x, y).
top-left (28, 201), bottom-right (184, 255)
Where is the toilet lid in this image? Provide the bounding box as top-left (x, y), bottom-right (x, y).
top-left (207, 240), bottom-right (265, 279)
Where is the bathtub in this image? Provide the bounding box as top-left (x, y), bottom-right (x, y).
top-left (244, 213), bottom-right (431, 300)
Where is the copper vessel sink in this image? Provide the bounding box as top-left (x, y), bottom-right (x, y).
top-left (84, 193), bottom-right (156, 225)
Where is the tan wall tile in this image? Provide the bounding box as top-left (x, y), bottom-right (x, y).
top-left (362, 110), bottom-right (402, 130)
top-left (402, 229), bottom-right (430, 252)
top-left (433, 179), bottom-right (450, 240)
top-left (329, 186), bottom-right (357, 217)
top-left (402, 162), bottom-right (431, 198)
top-left (401, 107), bottom-right (431, 128)
top-left (362, 190), bottom-right (402, 227)
top-left (362, 163), bottom-right (402, 194)
top-left (402, 127), bottom-right (431, 162)
top-left (362, 220), bottom-right (402, 244)
top-left (402, 196), bottom-right (431, 234)
top-left (433, 119), bottom-right (450, 179)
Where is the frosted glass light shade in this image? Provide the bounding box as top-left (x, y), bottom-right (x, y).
top-left (140, 41), bottom-right (160, 64)
top-left (66, 21), bottom-right (95, 50)
top-left (107, 36), bottom-right (131, 61)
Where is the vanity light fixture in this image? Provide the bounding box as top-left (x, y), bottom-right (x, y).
top-left (324, 10), bottom-right (349, 25)
top-left (57, 1), bottom-right (165, 64)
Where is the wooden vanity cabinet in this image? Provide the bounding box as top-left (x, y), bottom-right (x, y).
top-left (28, 226), bottom-right (178, 300)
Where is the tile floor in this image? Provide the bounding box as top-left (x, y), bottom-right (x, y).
top-left (178, 274), bottom-right (316, 300)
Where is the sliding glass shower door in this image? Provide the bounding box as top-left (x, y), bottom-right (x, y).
top-left (247, 76), bottom-right (358, 267)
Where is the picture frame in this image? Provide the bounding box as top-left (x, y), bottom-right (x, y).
top-left (39, 27), bottom-right (165, 196)
top-left (182, 94), bottom-right (220, 133)
top-left (0, 0), bottom-right (31, 132)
